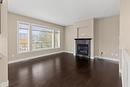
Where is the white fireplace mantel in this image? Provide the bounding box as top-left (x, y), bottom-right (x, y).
top-left (73, 19), bottom-right (94, 59)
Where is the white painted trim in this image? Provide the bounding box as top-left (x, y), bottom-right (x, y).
top-left (64, 51), bottom-right (95, 59)
top-left (121, 49), bottom-right (130, 87)
top-left (0, 81), bottom-right (9, 87)
top-left (91, 56), bottom-right (94, 59)
top-left (95, 56), bottom-right (119, 62)
top-left (119, 69), bottom-right (122, 78)
top-left (8, 51), bottom-right (64, 64)
top-left (8, 51), bottom-right (96, 64)
top-left (64, 51), bottom-right (74, 54)
top-left (119, 69), bottom-right (122, 74)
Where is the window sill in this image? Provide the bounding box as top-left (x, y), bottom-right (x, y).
top-left (32, 47), bottom-right (60, 52)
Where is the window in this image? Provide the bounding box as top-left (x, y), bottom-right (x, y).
top-left (17, 22), bottom-right (30, 53)
top-left (17, 21), bottom-right (61, 53)
top-left (32, 25), bottom-right (54, 50)
top-left (55, 30), bottom-right (60, 48)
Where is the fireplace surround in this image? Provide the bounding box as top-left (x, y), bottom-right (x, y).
top-left (75, 38), bottom-right (91, 58)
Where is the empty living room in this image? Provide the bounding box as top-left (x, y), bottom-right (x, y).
top-left (0, 0), bottom-right (130, 87)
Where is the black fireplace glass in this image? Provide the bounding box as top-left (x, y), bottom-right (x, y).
top-left (75, 39), bottom-right (91, 58)
top-left (77, 44), bottom-right (89, 56)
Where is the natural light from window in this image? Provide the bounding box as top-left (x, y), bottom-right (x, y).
top-left (17, 22), bottom-right (60, 53)
top-left (32, 25), bottom-right (54, 50)
top-left (18, 23), bottom-right (30, 53)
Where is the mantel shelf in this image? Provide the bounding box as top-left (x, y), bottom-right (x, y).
top-left (75, 38), bottom-right (92, 40)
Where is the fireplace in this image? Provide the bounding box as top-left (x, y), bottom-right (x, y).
top-left (75, 38), bottom-right (91, 58)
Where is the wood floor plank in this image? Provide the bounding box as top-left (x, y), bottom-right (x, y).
top-left (9, 53), bottom-right (122, 87)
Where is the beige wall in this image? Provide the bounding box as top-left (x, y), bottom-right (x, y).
top-left (65, 25), bottom-right (77, 53)
top-left (120, 0), bottom-right (130, 73)
top-left (0, 0), bottom-right (8, 84)
top-left (94, 16), bottom-right (119, 59)
top-left (65, 16), bottom-right (119, 60)
top-left (8, 12), bottom-right (65, 62)
top-left (120, 0), bottom-right (130, 51)
top-left (65, 19), bottom-right (94, 58)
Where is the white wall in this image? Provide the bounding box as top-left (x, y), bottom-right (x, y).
top-left (0, 0), bottom-right (8, 86)
top-left (8, 12), bottom-right (65, 62)
top-left (94, 16), bottom-right (120, 60)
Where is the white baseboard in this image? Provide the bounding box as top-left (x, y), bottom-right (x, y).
top-left (95, 56), bottom-right (119, 62)
top-left (64, 51), bottom-right (74, 54)
top-left (10, 52), bottom-right (117, 64)
top-left (64, 51), bottom-right (95, 59)
top-left (119, 69), bottom-right (122, 74)
top-left (119, 69), bottom-right (122, 77)
top-left (91, 56), bottom-right (94, 59)
top-left (0, 81), bottom-right (9, 87)
top-left (8, 51), bottom-right (64, 64)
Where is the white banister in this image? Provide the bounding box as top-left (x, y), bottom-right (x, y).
top-left (121, 49), bottom-right (130, 87)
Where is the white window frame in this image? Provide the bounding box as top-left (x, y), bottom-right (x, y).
top-left (54, 29), bottom-right (61, 48)
top-left (17, 21), bottom-right (31, 54)
top-left (31, 24), bottom-right (55, 51)
top-left (17, 21), bottom-right (61, 54)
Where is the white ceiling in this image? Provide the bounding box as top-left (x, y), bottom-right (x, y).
top-left (8, 0), bottom-right (120, 26)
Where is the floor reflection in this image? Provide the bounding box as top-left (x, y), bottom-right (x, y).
top-left (9, 53), bottom-right (121, 87)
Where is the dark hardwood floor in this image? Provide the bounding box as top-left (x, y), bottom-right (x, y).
top-left (9, 53), bottom-right (122, 87)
